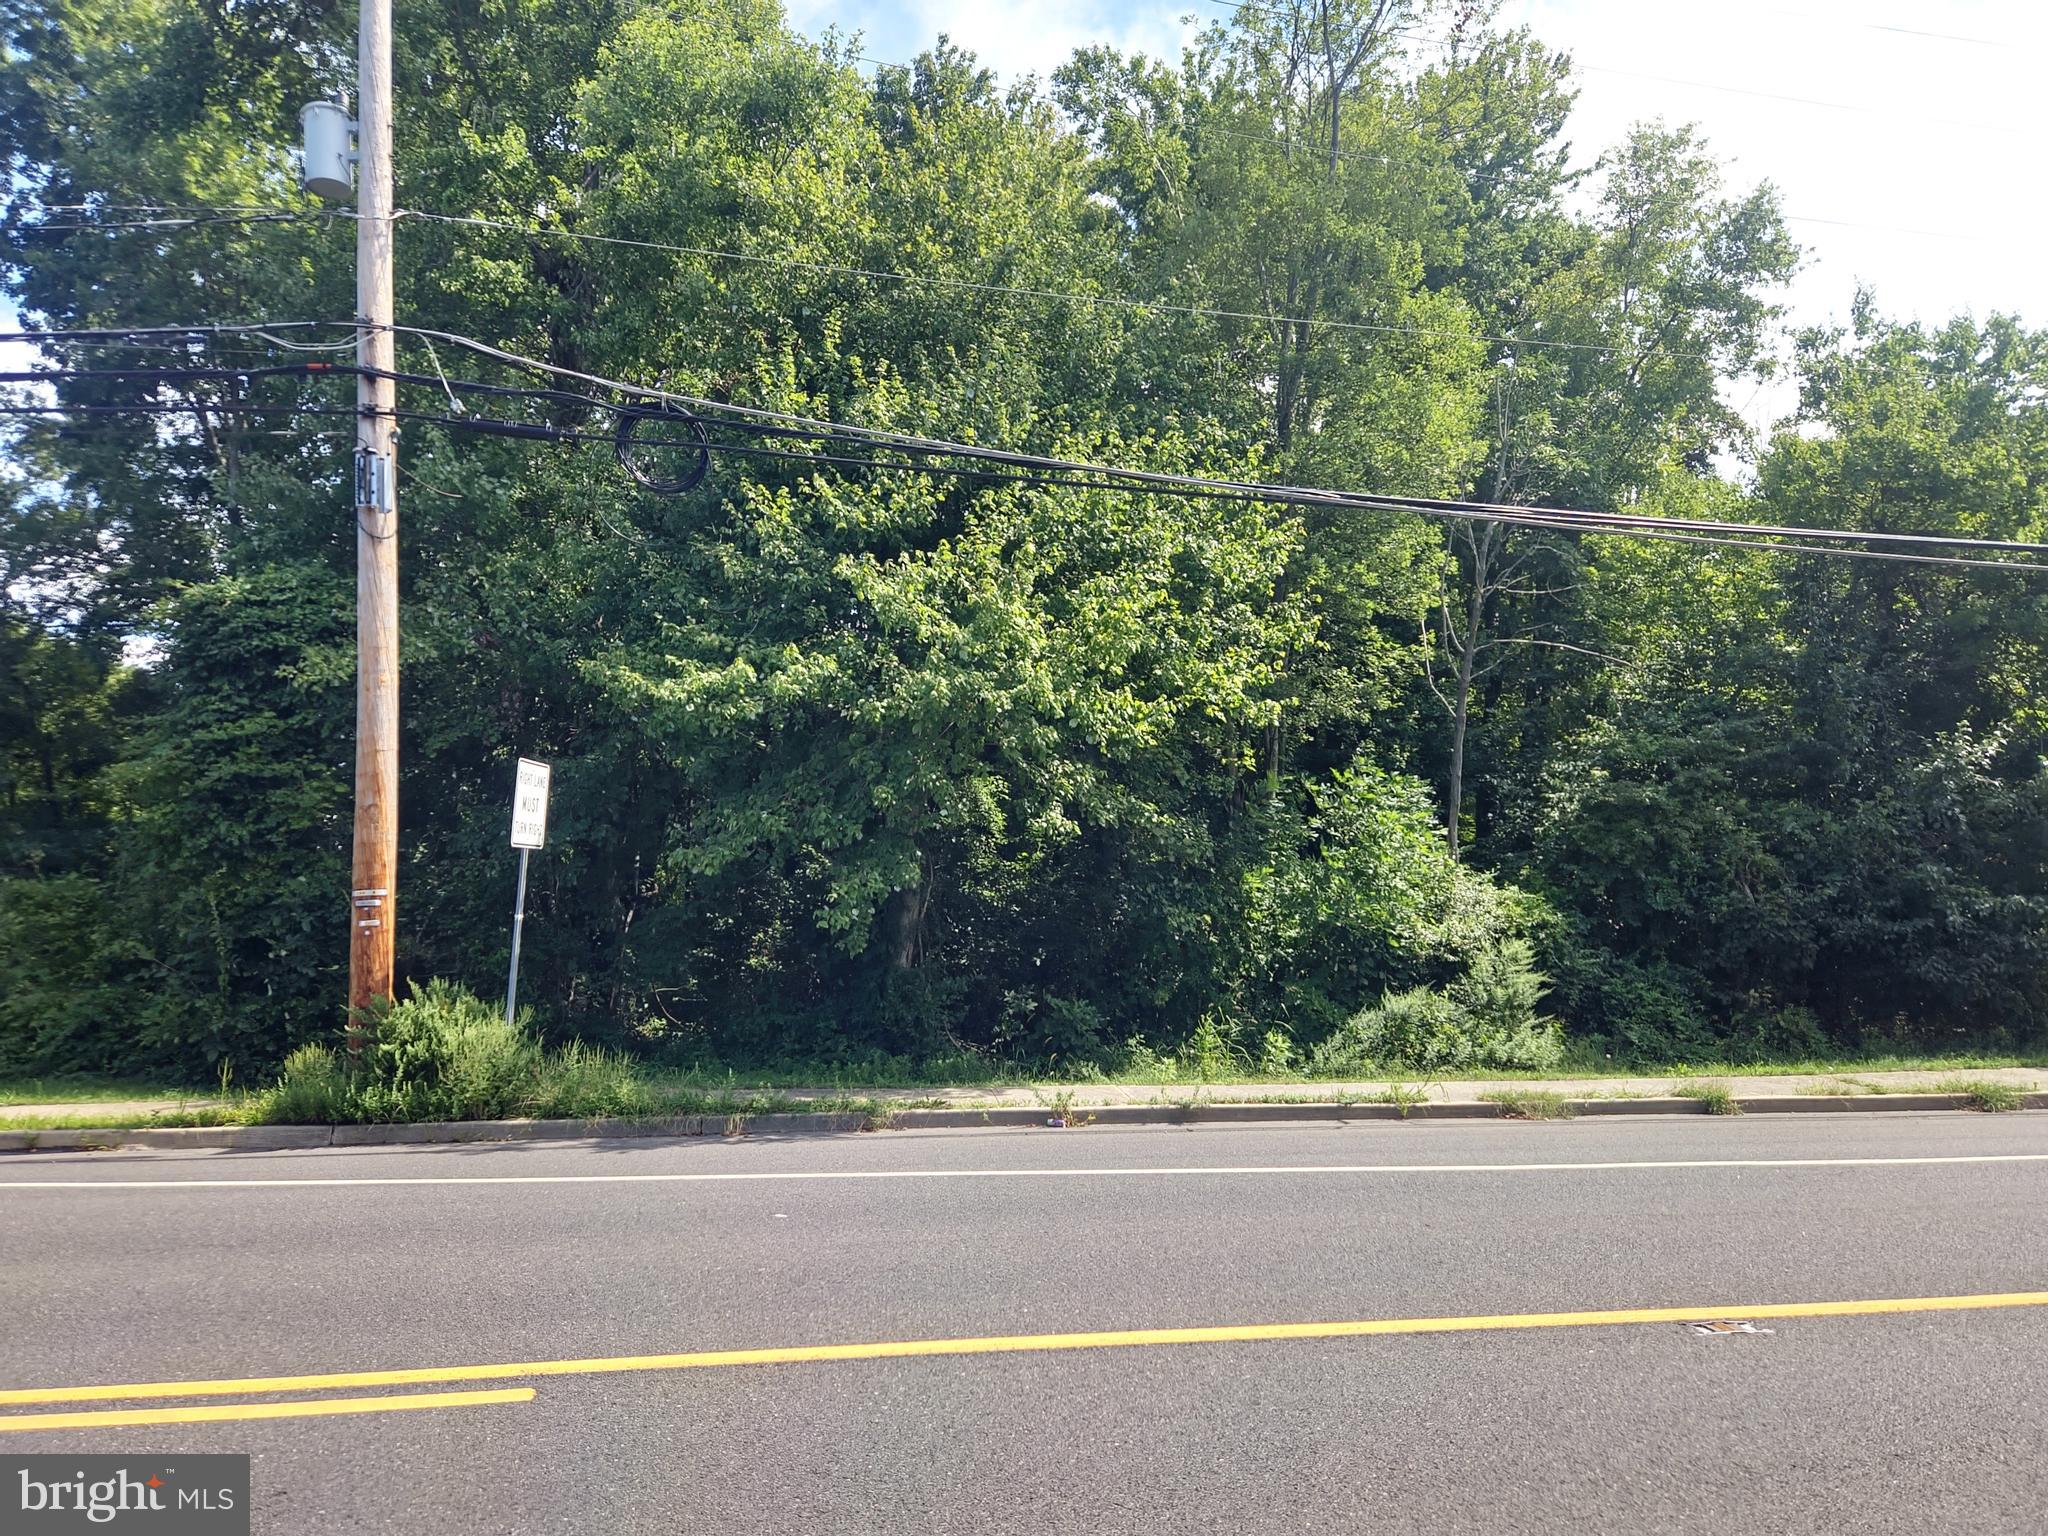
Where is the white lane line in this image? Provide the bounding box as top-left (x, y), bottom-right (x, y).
top-left (0, 1153), bottom-right (2045, 1189)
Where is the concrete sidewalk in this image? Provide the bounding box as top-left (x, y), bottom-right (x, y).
top-left (783, 1065), bottom-right (2047, 1109)
top-left (3, 1067), bottom-right (2043, 1155)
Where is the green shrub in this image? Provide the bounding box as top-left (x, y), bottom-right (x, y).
top-left (1717, 1003), bottom-right (1830, 1064)
top-left (352, 979), bottom-right (540, 1122)
top-left (1116, 1035), bottom-right (1180, 1080)
top-left (1557, 949), bottom-right (1720, 1064)
top-left (254, 981), bottom-right (679, 1124)
top-left (1450, 939), bottom-right (1564, 1070)
top-left (1451, 939), bottom-right (1546, 1040)
top-left (1311, 987), bottom-right (1468, 1076)
top-left (995, 991), bottom-right (1109, 1067)
top-left (1309, 941), bottom-right (1565, 1077)
top-left (0, 875), bottom-right (148, 1076)
top-left (264, 1042), bottom-right (350, 1123)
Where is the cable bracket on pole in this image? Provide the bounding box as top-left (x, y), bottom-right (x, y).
top-left (354, 447), bottom-right (394, 513)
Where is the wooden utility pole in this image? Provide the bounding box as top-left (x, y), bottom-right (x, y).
top-left (347, 0), bottom-right (398, 1039)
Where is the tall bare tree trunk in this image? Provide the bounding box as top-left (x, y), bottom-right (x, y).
top-left (883, 854), bottom-right (928, 970)
top-left (1446, 523), bottom-right (1495, 859)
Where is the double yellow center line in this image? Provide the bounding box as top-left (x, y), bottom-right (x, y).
top-left (5, 1291), bottom-right (2044, 1434)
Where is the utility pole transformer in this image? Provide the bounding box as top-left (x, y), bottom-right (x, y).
top-left (347, 0), bottom-right (399, 1038)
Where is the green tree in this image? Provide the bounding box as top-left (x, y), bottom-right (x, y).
top-left (1534, 307), bottom-right (2048, 1052)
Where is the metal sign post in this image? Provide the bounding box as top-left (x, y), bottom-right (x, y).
top-left (506, 758), bottom-right (551, 1026)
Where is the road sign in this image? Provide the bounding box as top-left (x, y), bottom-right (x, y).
top-left (511, 758), bottom-right (551, 848)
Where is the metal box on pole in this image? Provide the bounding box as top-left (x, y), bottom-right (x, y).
top-left (299, 101), bottom-right (355, 203)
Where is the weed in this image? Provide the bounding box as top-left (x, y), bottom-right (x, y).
top-left (1374, 1085), bottom-right (1432, 1118)
top-left (1257, 1029), bottom-right (1298, 1078)
top-left (1035, 1088), bottom-right (1096, 1127)
top-left (520, 1040), bottom-right (651, 1120)
top-left (1481, 1089), bottom-right (1577, 1120)
top-left (1186, 1009), bottom-right (1249, 1082)
top-left (1933, 1077), bottom-right (2025, 1112)
top-left (1673, 1083), bottom-right (1742, 1115)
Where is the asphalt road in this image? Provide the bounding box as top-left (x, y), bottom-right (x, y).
top-left (2, 1114), bottom-right (2044, 1533)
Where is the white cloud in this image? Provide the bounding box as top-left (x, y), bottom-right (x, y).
top-left (1507, 0), bottom-right (2045, 431)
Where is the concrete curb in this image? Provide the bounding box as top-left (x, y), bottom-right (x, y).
top-left (1, 1092), bottom-right (2042, 1153)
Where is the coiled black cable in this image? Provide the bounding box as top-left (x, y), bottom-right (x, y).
top-left (614, 402), bottom-right (710, 494)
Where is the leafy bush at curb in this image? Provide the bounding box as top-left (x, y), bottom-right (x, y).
top-left (355, 980), bottom-right (537, 1121)
top-left (258, 981), bottom-right (652, 1124)
top-left (1309, 941), bottom-right (1563, 1076)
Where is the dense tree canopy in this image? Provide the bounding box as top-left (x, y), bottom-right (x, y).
top-left (3, 0), bottom-right (2044, 1077)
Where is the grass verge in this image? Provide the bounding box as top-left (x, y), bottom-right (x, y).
top-left (0, 1077), bottom-right (221, 1105)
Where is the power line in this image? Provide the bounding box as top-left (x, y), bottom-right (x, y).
top-left (1864, 22), bottom-right (2000, 47)
top-left (10, 337), bottom-right (2045, 575)
top-left (363, 331), bottom-right (2048, 571)
top-left (5, 210), bottom-right (345, 235)
top-left (351, 360), bottom-right (2048, 557)
top-left (17, 389), bottom-right (2048, 574)
top-left (1573, 63), bottom-right (2016, 135)
top-left (394, 207), bottom-right (1676, 361)
top-left (9, 193), bottom-right (1980, 265)
top-left (1694, 4), bottom-right (2008, 50)
top-left (1783, 214), bottom-right (1969, 242)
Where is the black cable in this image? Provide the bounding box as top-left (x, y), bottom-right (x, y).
top-left (378, 324), bottom-right (2048, 562)
top-left (354, 358), bottom-right (2048, 561)
top-left (12, 344), bottom-right (2048, 574)
top-left (0, 402), bottom-right (358, 420)
top-left (615, 403), bottom-right (711, 494)
top-left (16, 395), bottom-right (2047, 574)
